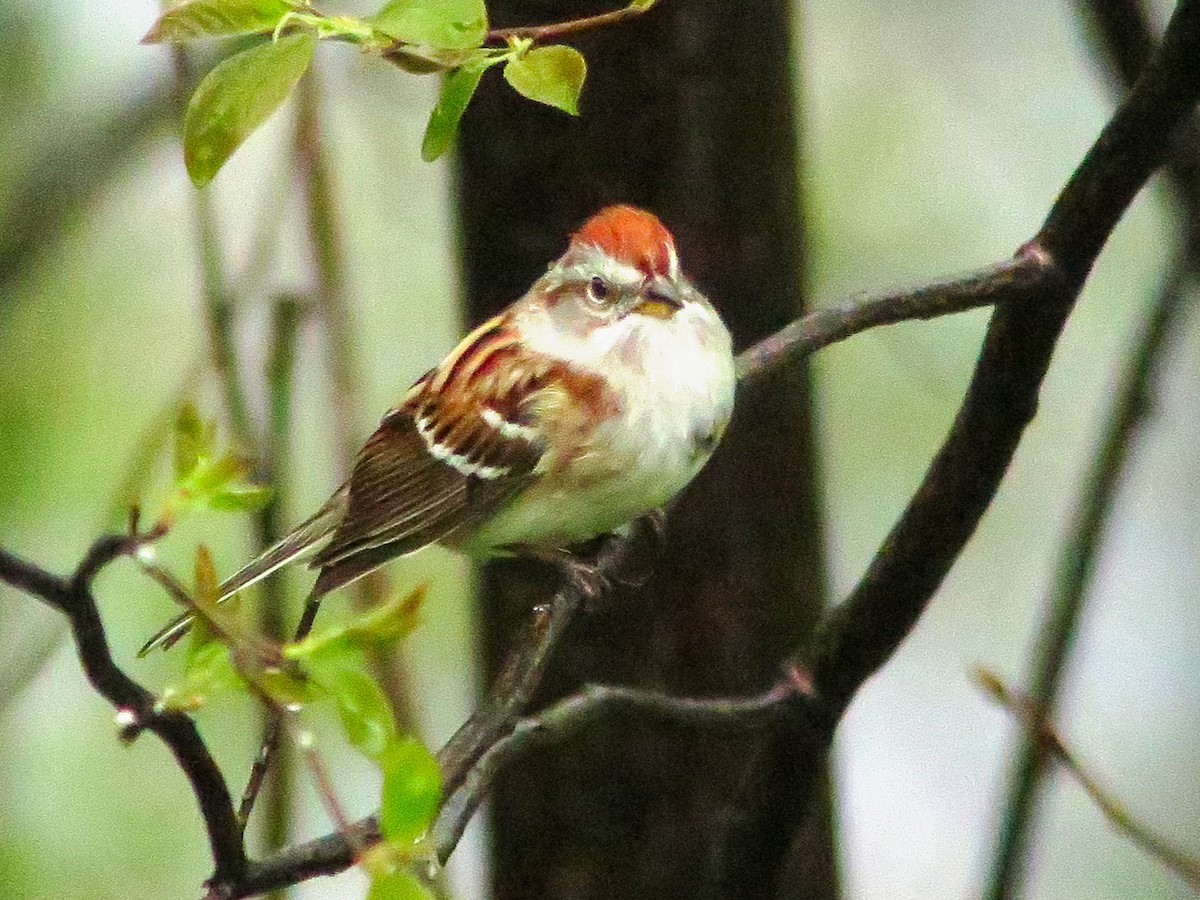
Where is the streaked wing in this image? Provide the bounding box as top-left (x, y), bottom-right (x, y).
top-left (309, 316), bottom-right (549, 595)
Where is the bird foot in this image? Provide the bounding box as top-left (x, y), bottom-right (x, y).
top-left (636, 507), bottom-right (669, 555)
top-left (605, 509), bottom-right (669, 591)
top-left (505, 544), bottom-right (612, 611)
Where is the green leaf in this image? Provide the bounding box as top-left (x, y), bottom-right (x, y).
top-left (372, 0), bottom-right (487, 50)
top-left (628, 0), bottom-right (658, 9)
top-left (503, 45), bottom-right (586, 115)
top-left (173, 402), bottom-right (212, 480)
top-left (379, 737), bottom-right (442, 844)
top-left (181, 452), bottom-right (247, 495)
top-left (291, 584), bottom-right (427, 660)
top-left (161, 640), bottom-right (244, 711)
top-left (421, 64), bottom-right (486, 162)
top-left (343, 583), bottom-right (426, 644)
top-left (367, 868), bottom-right (434, 900)
top-left (194, 544), bottom-right (220, 607)
top-left (209, 483), bottom-right (273, 511)
top-left (184, 32), bottom-right (316, 187)
top-left (310, 660), bottom-right (398, 758)
top-left (143, 0), bottom-right (298, 44)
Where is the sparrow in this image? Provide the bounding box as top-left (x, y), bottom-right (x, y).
top-left (141, 205), bottom-right (736, 655)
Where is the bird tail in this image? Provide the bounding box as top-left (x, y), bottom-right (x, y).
top-left (137, 486), bottom-right (348, 656)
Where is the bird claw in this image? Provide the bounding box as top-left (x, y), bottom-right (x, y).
top-left (638, 508), bottom-right (669, 552)
top-left (505, 544), bottom-right (612, 612)
top-left (561, 558), bottom-right (611, 611)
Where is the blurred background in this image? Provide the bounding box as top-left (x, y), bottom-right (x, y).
top-left (0, 1), bottom-right (1197, 898)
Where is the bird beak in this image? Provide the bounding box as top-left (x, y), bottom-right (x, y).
top-left (632, 279), bottom-right (684, 319)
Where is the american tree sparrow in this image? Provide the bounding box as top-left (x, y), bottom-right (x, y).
top-left (142, 205), bottom-right (735, 654)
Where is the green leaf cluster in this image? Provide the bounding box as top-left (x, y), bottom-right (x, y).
top-left (159, 576), bottom-right (441, 884)
top-left (164, 403), bottom-right (271, 520)
top-left (286, 591), bottom-right (444, 891)
top-left (142, 0), bottom-right (606, 176)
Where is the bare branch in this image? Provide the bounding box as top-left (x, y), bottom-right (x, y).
top-left (735, 250), bottom-right (1047, 382)
top-left (433, 674), bottom-right (818, 861)
top-left (486, 3), bottom-right (656, 42)
top-left (0, 536), bottom-right (246, 887)
top-left (979, 672), bottom-right (1200, 893)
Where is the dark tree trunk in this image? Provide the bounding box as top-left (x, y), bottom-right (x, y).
top-left (453, 3), bottom-right (836, 897)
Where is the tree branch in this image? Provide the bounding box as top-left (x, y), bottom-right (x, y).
top-left (735, 250), bottom-right (1046, 382)
top-left (0, 536), bottom-right (246, 887)
top-left (802, 0), bottom-right (1200, 717)
top-left (986, 3), bottom-right (1200, 895)
top-left (433, 673), bottom-right (819, 862)
top-left (486, 3), bottom-right (656, 42)
top-left (979, 672), bottom-right (1200, 893)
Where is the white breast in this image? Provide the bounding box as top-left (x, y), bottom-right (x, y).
top-left (465, 301), bottom-right (735, 553)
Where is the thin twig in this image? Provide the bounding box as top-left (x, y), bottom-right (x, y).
top-left (300, 739), bottom-right (359, 845)
top-left (236, 66), bottom-right (421, 823)
top-left (251, 296), bottom-right (305, 872)
top-left (235, 65), bottom-right (371, 832)
top-left (979, 672), bottom-right (1200, 892)
top-left (486, 3), bottom-right (656, 42)
top-left (294, 68), bottom-right (363, 471)
top-left (985, 265), bottom-right (1194, 898)
top-left (170, 47), bottom-right (257, 451)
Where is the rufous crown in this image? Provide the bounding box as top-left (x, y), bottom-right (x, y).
top-left (571, 205), bottom-right (677, 278)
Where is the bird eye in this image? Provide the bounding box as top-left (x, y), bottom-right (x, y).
top-left (588, 276), bottom-right (610, 303)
